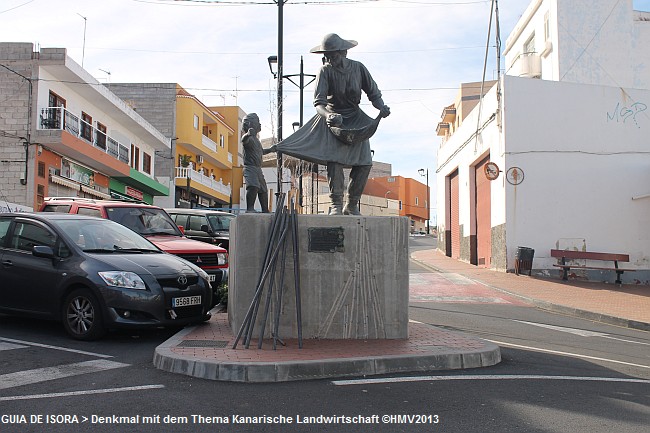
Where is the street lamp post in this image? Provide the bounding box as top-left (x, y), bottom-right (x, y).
top-left (267, 55), bottom-right (316, 209)
top-left (418, 168), bottom-right (430, 234)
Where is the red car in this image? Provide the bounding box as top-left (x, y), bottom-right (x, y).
top-left (40, 198), bottom-right (228, 302)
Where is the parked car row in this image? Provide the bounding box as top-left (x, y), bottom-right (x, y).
top-left (0, 198), bottom-right (236, 340)
top-left (0, 213), bottom-right (213, 340)
top-left (40, 198), bottom-right (229, 299)
top-left (166, 208), bottom-right (234, 251)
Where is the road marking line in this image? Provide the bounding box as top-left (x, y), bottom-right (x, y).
top-left (0, 342), bottom-right (27, 351)
top-left (513, 320), bottom-right (617, 337)
top-left (515, 321), bottom-right (650, 346)
top-left (0, 385), bottom-right (165, 401)
top-left (488, 339), bottom-right (650, 370)
top-left (0, 360), bottom-right (129, 390)
top-left (0, 337), bottom-right (113, 358)
top-left (600, 335), bottom-right (650, 346)
top-left (333, 375), bottom-right (650, 386)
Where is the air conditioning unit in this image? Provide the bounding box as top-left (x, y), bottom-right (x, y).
top-left (520, 54), bottom-right (542, 78)
top-left (197, 155), bottom-right (204, 164)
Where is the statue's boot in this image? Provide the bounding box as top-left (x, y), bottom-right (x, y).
top-left (343, 196), bottom-right (361, 216)
top-left (329, 194), bottom-right (343, 215)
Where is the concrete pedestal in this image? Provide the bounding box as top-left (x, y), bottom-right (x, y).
top-left (228, 214), bottom-right (409, 340)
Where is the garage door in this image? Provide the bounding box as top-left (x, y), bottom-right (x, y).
top-left (450, 171), bottom-right (460, 259)
top-left (475, 157), bottom-right (491, 267)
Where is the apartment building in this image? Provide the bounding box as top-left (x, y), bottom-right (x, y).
top-left (107, 84), bottom-right (241, 210)
top-left (435, 0), bottom-right (650, 282)
top-left (364, 176), bottom-right (429, 232)
top-left (0, 43), bottom-right (170, 210)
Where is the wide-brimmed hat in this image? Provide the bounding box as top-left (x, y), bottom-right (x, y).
top-left (310, 33), bottom-right (358, 53)
top-left (243, 113), bottom-right (259, 123)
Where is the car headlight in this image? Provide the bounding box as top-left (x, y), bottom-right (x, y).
top-left (98, 271), bottom-right (146, 290)
top-left (195, 267), bottom-right (210, 281)
top-left (217, 253), bottom-right (228, 265)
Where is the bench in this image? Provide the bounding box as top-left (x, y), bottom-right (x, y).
top-left (550, 249), bottom-right (635, 285)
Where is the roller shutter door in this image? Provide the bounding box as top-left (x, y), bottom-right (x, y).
top-left (450, 171), bottom-right (460, 259)
top-left (475, 158), bottom-right (491, 267)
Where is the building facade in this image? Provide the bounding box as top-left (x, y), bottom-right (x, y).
top-left (435, 0), bottom-right (650, 282)
top-left (365, 176), bottom-right (429, 233)
top-left (0, 43), bottom-right (169, 210)
top-left (107, 84), bottom-right (242, 211)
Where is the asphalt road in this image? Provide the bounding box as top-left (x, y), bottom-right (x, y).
top-left (1, 235), bottom-right (648, 433)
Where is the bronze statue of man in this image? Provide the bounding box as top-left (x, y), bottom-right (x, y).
top-left (276, 33), bottom-right (390, 215)
top-left (241, 113), bottom-right (275, 213)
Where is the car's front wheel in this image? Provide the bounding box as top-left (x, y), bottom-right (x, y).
top-left (62, 289), bottom-right (106, 340)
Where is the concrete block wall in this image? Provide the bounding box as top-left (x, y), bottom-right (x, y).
top-left (228, 214), bottom-right (410, 340)
top-left (106, 83), bottom-right (177, 180)
top-left (0, 43), bottom-right (34, 207)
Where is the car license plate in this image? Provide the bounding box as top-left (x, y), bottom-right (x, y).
top-left (172, 296), bottom-right (201, 307)
top-left (207, 274), bottom-right (216, 282)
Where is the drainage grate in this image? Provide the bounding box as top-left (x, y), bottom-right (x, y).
top-left (178, 340), bottom-right (229, 348)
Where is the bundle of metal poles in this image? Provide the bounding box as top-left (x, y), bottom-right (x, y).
top-left (232, 193), bottom-right (303, 350)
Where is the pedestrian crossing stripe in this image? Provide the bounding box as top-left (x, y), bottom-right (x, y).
top-left (0, 360), bottom-right (129, 390)
top-left (0, 342), bottom-right (28, 351)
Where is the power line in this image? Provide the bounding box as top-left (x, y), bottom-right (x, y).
top-left (0, 0), bottom-right (35, 15)
top-left (79, 44), bottom-right (488, 56)
top-left (133, 0), bottom-right (487, 5)
top-left (3, 63), bottom-right (489, 94)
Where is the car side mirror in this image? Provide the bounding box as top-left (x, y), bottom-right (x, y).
top-left (200, 224), bottom-right (211, 233)
top-left (32, 245), bottom-right (55, 259)
top-left (177, 225), bottom-right (185, 235)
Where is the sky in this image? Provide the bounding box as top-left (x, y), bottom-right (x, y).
top-left (2, 0), bottom-right (648, 210)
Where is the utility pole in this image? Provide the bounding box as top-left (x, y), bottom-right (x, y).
top-left (77, 13), bottom-right (87, 68)
top-left (276, 0), bottom-right (284, 197)
top-left (419, 168), bottom-right (430, 234)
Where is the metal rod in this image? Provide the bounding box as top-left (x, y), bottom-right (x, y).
top-left (257, 209), bottom-right (289, 348)
top-left (240, 199), bottom-right (283, 346)
top-left (272, 213), bottom-right (290, 350)
top-left (256, 212), bottom-right (289, 344)
top-left (257, 246), bottom-right (278, 349)
top-left (233, 213), bottom-right (289, 349)
top-left (246, 209), bottom-right (287, 347)
top-left (233, 195), bottom-right (286, 349)
top-left (291, 199), bottom-right (303, 347)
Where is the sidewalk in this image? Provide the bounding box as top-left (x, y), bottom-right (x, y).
top-left (154, 248), bottom-right (649, 383)
top-left (411, 249), bottom-right (650, 332)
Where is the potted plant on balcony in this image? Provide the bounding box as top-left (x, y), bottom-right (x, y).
top-left (179, 154), bottom-right (193, 168)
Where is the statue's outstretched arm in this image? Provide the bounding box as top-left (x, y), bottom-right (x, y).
top-left (372, 98), bottom-right (391, 118)
top-left (316, 104), bottom-right (342, 127)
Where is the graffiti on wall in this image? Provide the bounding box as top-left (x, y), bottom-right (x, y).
top-left (607, 101), bottom-right (647, 128)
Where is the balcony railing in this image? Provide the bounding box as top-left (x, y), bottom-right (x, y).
top-left (39, 106), bottom-right (130, 164)
top-left (511, 52), bottom-right (542, 78)
top-left (201, 134), bottom-right (217, 152)
top-left (175, 166), bottom-right (231, 196)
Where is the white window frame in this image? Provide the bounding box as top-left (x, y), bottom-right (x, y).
top-left (524, 33), bottom-right (535, 55)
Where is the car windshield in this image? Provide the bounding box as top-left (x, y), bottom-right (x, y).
top-left (58, 219), bottom-right (160, 252)
top-left (105, 207), bottom-right (182, 236)
top-left (207, 214), bottom-right (234, 231)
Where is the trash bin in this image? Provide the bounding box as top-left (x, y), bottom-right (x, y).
top-left (515, 246), bottom-right (535, 276)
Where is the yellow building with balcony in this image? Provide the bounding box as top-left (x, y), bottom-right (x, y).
top-left (107, 83), bottom-right (243, 210)
top-left (174, 88), bottom-right (236, 208)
